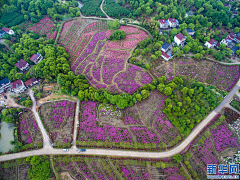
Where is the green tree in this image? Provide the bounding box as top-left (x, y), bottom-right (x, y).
top-left (173, 154), bottom-right (183, 163)
top-left (135, 94), bottom-right (142, 101)
top-left (194, 53), bottom-right (203, 60)
top-left (164, 87), bottom-right (172, 96)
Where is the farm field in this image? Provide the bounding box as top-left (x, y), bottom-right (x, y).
top-left (39, 100), bottom-right (76, 148)
top-left (53, 155), bottom-right (189, 180)
top-left (18, 110), bottom-right (43, 146)
top-left (76, 90), bottom-right (182, 150)
top-left (22, 16), bottom-right (57, 40)
top-left (152, 58), bottom-right (239, 91)
top-left (182, 113), bottom-right (240, 180)
top-left (0, 156), bottom-right (53, 180)
top-left (57, 19), bottom-right (152, 94)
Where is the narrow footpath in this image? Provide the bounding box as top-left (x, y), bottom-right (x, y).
top-left (72, 99), bottom-right (80, 148)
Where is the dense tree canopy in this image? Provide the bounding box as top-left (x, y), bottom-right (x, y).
top-left (0, 0), bottom-right (79, 27)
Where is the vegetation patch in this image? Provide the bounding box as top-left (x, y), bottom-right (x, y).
top-left (39, 100), bottom-right (76, 148)
top-left (98, 103), bottom-right (121, 117)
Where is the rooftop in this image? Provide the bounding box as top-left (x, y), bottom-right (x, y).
top-left (232, 46), bottom-right (239, 53)
top-left (168, 18), bottom-right (177, 23)
top-left (186, 28), bottom-right (195, 33)
top-left (162, 42), bottom-right (170, 50)
top-left (14, 59), bottom-right (28, 69)
top-left (208, 38), bottom-right (217, 45)
top-left (24, 77), bottom-right (37, 87)
top-left (158, 19), bottom-right (167, 24)
top-left (175, 33), bottom-right (185, 41)
top-left (0, 78), bottom-right (10, 87)
top-left (161, 51), bottom-right (170, 59)
top-left (30, 54), bottom-right (38, 61)
top-left (11, 79), bottom-right (23, 89)
top-left (2, 27), bottom-right (12, 33)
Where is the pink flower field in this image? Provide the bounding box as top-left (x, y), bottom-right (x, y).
top-left (27, 16), bottom-right (57, 40)
top-left (152, 58), bottom-right (240, 90)
top-left (18, 110), bottom-right (43, 145)
top-left (76, 90), bottom-right (181, 150)
top-left (57, 19), bottom-right (151, 94)
top-left (39, 100), bottom-right (76, 146)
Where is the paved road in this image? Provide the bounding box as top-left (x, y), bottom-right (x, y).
top-left (126, 23), bottom-right (153, 39)
top-left (72, 99), bottom-right (80, 148)
top-left (205, 57), bottom-right (240, 65)
top-left (100, 0), bottom-right (113, 19)
top-left (78, 2), bottom-right (114, 21)
top-left (0, 80), bottom-right (239, 162)
top-left (28, 89), bottom-right (52, 149)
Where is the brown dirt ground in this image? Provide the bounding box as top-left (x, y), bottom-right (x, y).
top-left (61, 172), bottom-right (74, 180)
top-left (43, 87), bottom-right (53, 91)
top-left (38, 93), bottom-right (77, 104)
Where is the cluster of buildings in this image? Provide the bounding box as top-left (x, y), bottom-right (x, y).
top-left (158, 17), bottom-right (239, 60)
top-left (0, 27), bottom-right (14, 38)
top-left (158, 18), bottom-right (196, 61)
top-left (14, 53), bottom-right (43, 71)
top-left (0, 77), bottom-right (38, 94)
top-left (204, 32), bottom-right (240, 56)
top-left (0, 52), bottom-right (43, 94)
top-left (158, 18), bottom-right (179, 29)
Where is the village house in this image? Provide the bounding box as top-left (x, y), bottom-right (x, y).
top-left (1, 27), bottom-right (14, 35)
top-left (185, 28), bottom-right (195, 36)
top-left (14, 59), bottom-right (29, 71)
top-left (0, 78), bottom-right (11, 94)
top-left (220, 33), bottom-right (235, 46)
top-left (167, 18), bottom-right (179, 28)
top-left (159, 29), bottom-right (163, 35)
top-left (24, 77), bottom-right (38, 88)
top-left (224, 4), bottom-right (231, 12)
top-left (233, 33), bottom-right (240, 43)
top-left (30, 53), bottom-right (43, 64)
top-left (0, 29), bottom-right (6, 38)
top-left (205, 39), bottom-right (217, 48)
top-left (11, 79), bottom-right (26, 94)
top-left (161, 42), bottom-right (171, 52)
top-left (161, 51), bottom-right (171, 61)
top-left (158, 19), bottom-right (168, 29)
top-left (174, 33), bottom-right (186, 46)
top-left (231, 46), bottom-right (239, 56)
top-left (232, 12), bottom-right (238, 18)
top-left (185, 11), bottom-right (194, 18)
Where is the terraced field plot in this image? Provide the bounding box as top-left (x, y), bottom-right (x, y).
top-left (152, 58), bottom-right (239, 91)
top-left (58, 19), bottom-right (152, 94)
top-left (76, 90), bottom-right (182, 150)
top-left (26, 16), bottom-right (57, 40)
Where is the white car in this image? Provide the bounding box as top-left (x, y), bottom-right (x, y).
top-left (63, 149), bottom-right (69, 152)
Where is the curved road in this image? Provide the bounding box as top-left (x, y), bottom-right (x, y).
top-left (0, 79), bottom-right (239, 162)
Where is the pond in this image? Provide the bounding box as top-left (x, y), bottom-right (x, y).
top-left (0, 121), bottom-right (15, 153)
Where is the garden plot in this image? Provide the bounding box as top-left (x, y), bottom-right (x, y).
top-left (39, 100), bottom-right (76, 147)
top-left (18, 110), bottom-right (43, 145)
top-left (0, 162), bottom-right (30, 180)
top-left (152, 58), bottom-right (240, 91)
top-left (184, 114), bottom-right (240, 179)
top-left (224, 107), bottom-right (240, 124)
top-left (53, 155), bottom-right (189, 180)
top-left (27, 16), bottom-right (57, 40)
